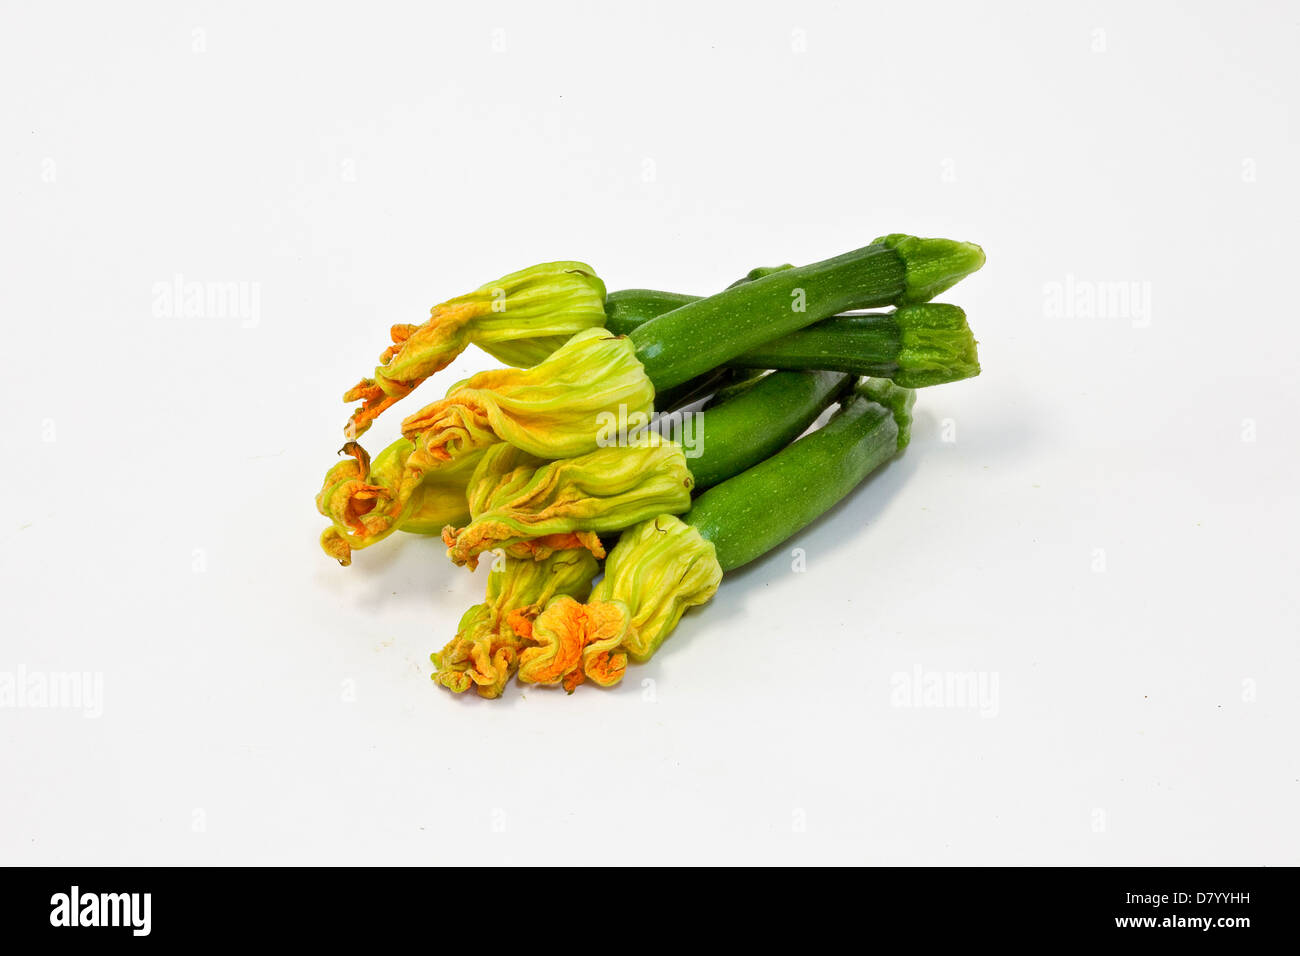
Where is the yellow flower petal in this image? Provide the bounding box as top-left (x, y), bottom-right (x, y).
top-left (516, 595), bottom-right (631, 693)
top-left (344, 262), bottom-right (606, 438)
top-left (400, 327), bottom-right (654, 461)
top-left (314, 437), bottom-right (483, 564)
top-left (442, 435), bottom-right (693, 569)
top-left (590, 513), bottom-right (723, 661)
top-left (432, 551), bottom-right (599, 698)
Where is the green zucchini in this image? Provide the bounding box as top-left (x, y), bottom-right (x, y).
top-left (627, 236), bottom-right (984, 390)
top-left (686, 369), bottom-right (851, 491)
top-left (607, 290), bottom-right (979, 389)
top-left (685, 380), bottom-right (914, 571)
top-left (604, 289), bottom-right (697, 336)
top-left (732, 305), bottom-right (977, 388)
top-left (603, 265), bottom-right (790, 333)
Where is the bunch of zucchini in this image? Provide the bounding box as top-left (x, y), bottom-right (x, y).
top-left (314, 233), bottom-right (985, 697)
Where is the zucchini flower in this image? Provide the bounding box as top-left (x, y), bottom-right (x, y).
top-left (344, 262), bottom-right (606, 438)
top-left (441, 434), bottom-right (694, 570)
top-left (433, 549), bottom-right (599, 698)
top-left (395, 470), bottom-right (477, 536)
top-left (587, 513), bottom-right (723, 662)
top-left (515, 514), bottom-right (722, 692)
top-left (316, 438), bottom-right (482, 565)
top-left (461, 442), bottom-right (547, 515)
top-left (399, 325), bottom-right (655, 465)
top-left (318, 327), bottom-right (653, 564)
top-left (447, 442), bottom-right (606, 568)
top-left (515, 596), bottom-right (631, 693)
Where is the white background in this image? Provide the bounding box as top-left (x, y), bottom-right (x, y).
top-left (3, 1), bottom-right (1297, 866)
